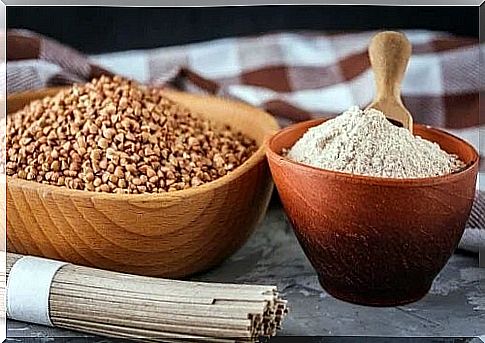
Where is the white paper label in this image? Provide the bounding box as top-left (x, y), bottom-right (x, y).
top-left (7, 256), bottom-right (67, 326)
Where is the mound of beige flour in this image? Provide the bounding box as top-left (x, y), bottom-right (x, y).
top-left (287, 106), bottom-right (465, 178)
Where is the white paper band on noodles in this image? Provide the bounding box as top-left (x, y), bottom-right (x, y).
top-left (7, 256), bottom-right (67, 326)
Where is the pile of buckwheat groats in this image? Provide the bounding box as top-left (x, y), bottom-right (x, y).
top-left (1, 76), bottom-right (257, 193)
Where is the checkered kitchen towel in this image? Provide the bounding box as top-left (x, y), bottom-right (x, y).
top-left (5, 29), bottom-right (484, 253)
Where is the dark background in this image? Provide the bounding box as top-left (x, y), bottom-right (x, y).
top-left (7, 6), bottom-right (479, 54)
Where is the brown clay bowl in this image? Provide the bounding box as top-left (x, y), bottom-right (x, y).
top-left (4, 87), bottom-right (279, 277)
top-left (266, 118), bottom-right (479, 306)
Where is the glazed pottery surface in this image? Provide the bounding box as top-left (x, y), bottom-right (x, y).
top-left (266, 118), bottom-right (479, 306)
top-left (5, 87), bottom-right (279, 277)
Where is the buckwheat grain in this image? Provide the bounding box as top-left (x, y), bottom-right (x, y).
top-left (1, 76), bottom-right (257, 193)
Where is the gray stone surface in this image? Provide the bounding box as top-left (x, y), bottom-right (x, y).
top-left (7, 202), bottom-right (485, 340)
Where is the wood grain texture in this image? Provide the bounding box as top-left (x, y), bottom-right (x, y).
top-left (266, 118), bottom-right (479, 306)
top-left (5, 88), bottom-right (279, 277)
top-left (367, 31), bottom-right (414, 132)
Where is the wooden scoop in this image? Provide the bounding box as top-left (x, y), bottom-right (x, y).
top-left (367, 31), bottom-right (413, 133)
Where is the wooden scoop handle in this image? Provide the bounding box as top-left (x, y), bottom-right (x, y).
top-left (369, 31), bottom-right (412, 101)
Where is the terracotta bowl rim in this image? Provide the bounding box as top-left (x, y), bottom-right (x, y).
top-left (266, 117), bottom-right (480, 187)
top-left (6, 89), bottom-right (279, 200)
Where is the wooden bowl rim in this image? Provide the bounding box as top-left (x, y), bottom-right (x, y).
top-left (6, 88), bottom-right (279, 200)
top-left (266, 117), bottom-right (480, 187)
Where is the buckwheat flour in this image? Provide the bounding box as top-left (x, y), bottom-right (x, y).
top-left (287, 106), bottom-right (465, 178)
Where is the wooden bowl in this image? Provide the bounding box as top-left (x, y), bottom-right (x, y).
top-left (266, 118), bottom-right (479, 306)
top-left (4, 88), bottom-right (279, 277)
